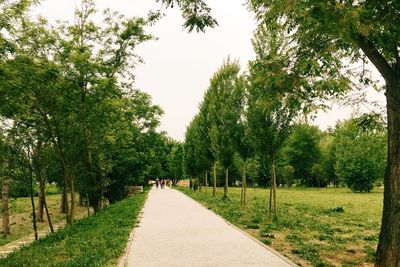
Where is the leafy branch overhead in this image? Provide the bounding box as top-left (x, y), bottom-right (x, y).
top-left (157, 0), bottom-right (218, 32)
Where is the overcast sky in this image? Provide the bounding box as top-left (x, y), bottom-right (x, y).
top-left (32, 0), bottom-right (385, 141)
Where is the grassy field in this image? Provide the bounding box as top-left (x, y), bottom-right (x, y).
top-left (0, 190), bottom-right (148, 266)
top-left (177, 186), bottom-right (383, 267)
top-left (0, 194), bottom-right (89, 247)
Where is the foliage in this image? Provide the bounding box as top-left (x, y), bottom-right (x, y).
top-left (157, 0), bottom-right (218, 32)
top-left (0, 0), bottom-right (166, 218)
top-left (283, 124), bottom-right (321, 187)
top-left (245, 1), bottom-right (399, 262)
top-left (334, 116), bottom-right (386, 192)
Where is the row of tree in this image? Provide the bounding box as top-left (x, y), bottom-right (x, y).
top-left (0, 0), bottom-right (178, 239)
top-left (182, 116), bottom-right (386, 192)
top-left (169, 0), bottom-right (399, 264)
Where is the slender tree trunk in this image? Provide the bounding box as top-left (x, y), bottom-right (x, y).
top-left (205, 171), bottom-right (208, 193)
top-left (61, 169), bottom-right (72, 225)
top-left (43, 192), bottom-right (54, 233)
top-left (28, 169), bottom-right (38, 240)
top-left (61, 187), bottom-right (66, 214)
top-left (241, 161), bottom-right (247, 206)
top-left (268, 181), bottom-right (272, 217)
top-left (68, 176), bottom-right (75, 223)
top-left (376, 82), bottom-right (400, 266)
top-left (213, 163), bottom-right (217, 197)
top-left (223, 168), bottom-right (228, 199)
top-left (2, 167), bottom-right (10, 234)
top-left (85, 190), bottom-right (91, 216)
top-left (272, 158), bottom-right (277, 216)
top-left (269, 157), bottom-right (277, 217)
top-left (37, 181), bottom-right (45, 222)
top-left (199, 177), bottom-right (202, 192)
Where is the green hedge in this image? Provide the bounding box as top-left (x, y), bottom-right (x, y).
top-left (0, 191), bottom-right (148, 267)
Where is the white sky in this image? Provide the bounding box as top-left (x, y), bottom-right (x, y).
top-left (32, 0), bottom-right (385, 141)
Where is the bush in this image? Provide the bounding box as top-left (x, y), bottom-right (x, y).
top-left (9, 179), bottom-right (30, 198)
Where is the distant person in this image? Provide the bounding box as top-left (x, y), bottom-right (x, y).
top-left (156, 178), bottom-right (159, 189)
top-left (161, 179), bottom-right (164, 189)
top-left (169, 180), bottom-right (172, 189)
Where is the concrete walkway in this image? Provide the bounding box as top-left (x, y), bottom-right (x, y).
top-left (122, 188), bottom-right (293, 267)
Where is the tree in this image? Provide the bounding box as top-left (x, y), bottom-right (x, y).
top-left (235, 87), bottom-right (252, 206)
top-left (247, 25), bottom-right (299, 216)
top-left (167, 142), bottom-right (184, 184)
top-left (283, 124), bottom-right (321, 187)
top-left (208, 59), bottom-right (245, 199)
top-left (334, 115), bottom-right (386, 192)
top-left (319, 133), bottom-right (339, 187)
top-left (246, 1), bottom-right (400, 263)
top-left (183, 115), bottom-right (203, 189)
top-left (0, 0), bottom-right (166, 227)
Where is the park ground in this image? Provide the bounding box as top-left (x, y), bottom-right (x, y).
top-left (0, 186), bottom-right (383, 267)
top-left (178, 186), bottom-right (383, 267)
top-left (0, 193), bottom-right (88, 247)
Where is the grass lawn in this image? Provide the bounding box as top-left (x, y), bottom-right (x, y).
top-left (0, 194), bottom-right (89, 247)
top-left (177, 186), bottom-right (383, 267)
top-left (0, 190), bottom-right (148, 266)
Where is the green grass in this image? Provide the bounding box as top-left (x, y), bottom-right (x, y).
top-left (177, 186), bottom-right (383, 267)
top-left (0, 194), bottom-right (89, 246)
top-left (0, 191), bottom-right (148, 267)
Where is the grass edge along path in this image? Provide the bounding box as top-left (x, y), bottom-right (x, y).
top-left (0, 190), bottom-right (149, 267)
top-left (177, 186), bottom-right (382, 267)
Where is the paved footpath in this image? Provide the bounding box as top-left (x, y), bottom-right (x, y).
top-left (121, 188), bottom-right (293, 267)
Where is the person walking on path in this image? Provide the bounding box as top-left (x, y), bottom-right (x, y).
top-left (155, 178), bottom-right (159, 189)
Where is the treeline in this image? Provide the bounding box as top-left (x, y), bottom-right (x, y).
top-left (180, 20), bottom-right (388, 213)
top-left (183, 113), bottom-right (386, 192)
top-left (0, 0), bottom-right (174, 238)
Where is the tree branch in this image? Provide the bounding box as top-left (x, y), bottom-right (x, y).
top-left (356, 34), bottom-right (397, 85)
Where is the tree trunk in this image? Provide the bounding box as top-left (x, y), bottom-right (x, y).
top-left (68, 176), bottom-right (75, 223)
top-left (37, 181), bottom-right (45, 222)
top-left (241, 161), bottom-right (247, 206)
top-left (376, 82), bottom-right (400, 266)
top-left (28, 169), bottom-right (38, 240)
top-left (268, 181), bottom-right (273, 217)
top-left (269, 158), bottom-right (277, 217)
top-left (85, 190), bottom-right (91, 216)
top-left (2, 169), bottom-right (10, 235)
top-left (272, 159), bottom-right (277, 216)
top-left (43, 191), bottom-right (54, 233)
top-left (205, 171), bottom-right (208, 193)
top-left (213, 163), bottom-right (217, 197)
top-left (61, 187), bottom-right (67, 214)
top-left (223, 168), bottom-right (228, 199)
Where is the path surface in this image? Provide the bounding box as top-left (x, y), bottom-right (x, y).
top-left (122, 188), bottom-right (293, 267)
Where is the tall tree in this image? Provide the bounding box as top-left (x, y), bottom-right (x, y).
top-left (247, 25), bottom-right (300, 216)
top-left (208, 59), bottom-right (245, 199)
